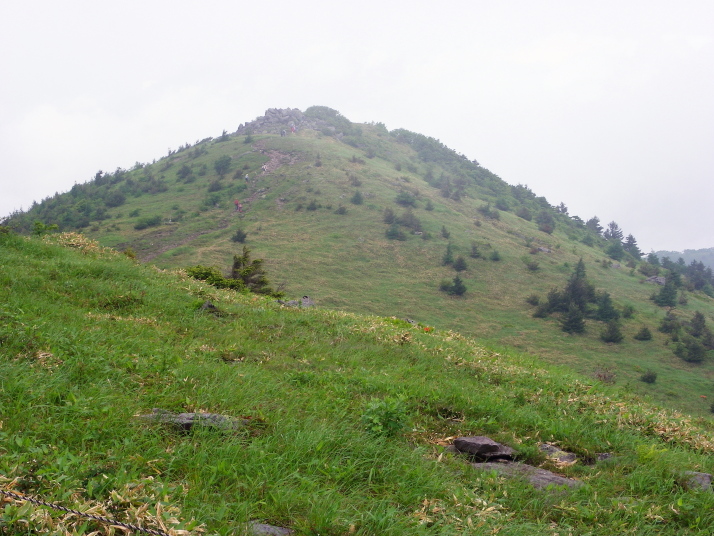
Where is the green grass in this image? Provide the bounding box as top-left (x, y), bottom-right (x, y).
top-left (3, 232), bottom-right (714, 534)
top-left (8, 121), bottom-right (714, 419)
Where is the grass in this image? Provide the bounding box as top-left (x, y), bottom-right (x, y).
top-left (7, 120), bottom-right (714, 419)
top-left (3, 232), bottom-right (714, 534)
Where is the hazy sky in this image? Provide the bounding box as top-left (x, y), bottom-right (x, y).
top-left (1, 1), bottom-right (712, 252)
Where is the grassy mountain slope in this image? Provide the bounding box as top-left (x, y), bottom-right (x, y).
top-left (6, 108), bottom-right (714, 417)
top-left (3, 231), bottom-right (714, 535)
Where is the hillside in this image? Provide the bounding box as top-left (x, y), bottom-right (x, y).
top-left (5, 106), bottom-right (714, 417)
top-left (3, 230), bottom-right (714, 535)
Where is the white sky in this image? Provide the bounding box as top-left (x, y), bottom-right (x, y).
top-left (1, 0), bottom-right (712, 252)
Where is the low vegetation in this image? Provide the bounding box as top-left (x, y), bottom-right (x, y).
top-left (3, 232), bottom-right (714, 534)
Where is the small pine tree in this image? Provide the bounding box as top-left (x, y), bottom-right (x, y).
top-left (351, 191), bottom-right (363, 205)
top-left (490, 250), bottom-right (501, 262)
top-left (453, 256), bottom-right (467, 272)
top-left (441, 226), bottom-right (450, 239)
top-left (449, 275), bottom-right (467, 296)
top-left (562, 304), bottom-right (586, 334)
top-left (383, 208), bottom-right (396, 224)
top-left (425, 199), bottom-right (434, 211)
top-left (231, 229), bottom-right (248, 243)
top-left (442, 243), bottom-right (454, 265)
top-left (634, 327), bottom-right (653, 341)
top-left (231, 246), bottom-right (276, 295)
top-left (601, 320), bottom-right (624, 343)
top-left (653, 280), bottom-right (677, 307)
top-left (386, 224), bottom-right (406, 241)
top-left (595, 292), bottom-right (620, 322)
top-left (470, 243), bottom-right (481, 259)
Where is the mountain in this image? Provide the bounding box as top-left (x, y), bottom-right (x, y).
top-left (5, 106), bottom-right (714, 417)
top-left (3, 229), bottom-right (714, 535)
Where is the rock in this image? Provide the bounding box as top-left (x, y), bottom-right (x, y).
top-left (471, 461), bottom-right (582, 490)
top-left (683, 471), bottom-right (713, 491)
top-left (645, 276), bottom-right (666, 286)
top-left (277, 296), bottom-right (315, 307)
top-left (249, 522), bottom-right (294, 535)
top-left (200, 301), bottom-right (227, 317)
top-left (539, 443), bottom-right (577, 465)
top-left (137, 409), bottom-right (248, 432)
top-left (537, 247), bottom-right (552, 253)
top-left (453, 436), bottom-right (515, 461)
top-left (596, 453), bottom-right (615, 462)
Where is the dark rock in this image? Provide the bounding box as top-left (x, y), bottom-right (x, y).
top-left (249, 522), bottom-right (294, 535)
top-left (453, 436), bottom-right (515, 461)
top-left (471, 461), bottom-right (582, 490)
top-left (137, 409), bottom-right (248, 432)
top-left (683, 471), bottom-right (712, 491)
top-left (200, 301), bottom-right (227, 316)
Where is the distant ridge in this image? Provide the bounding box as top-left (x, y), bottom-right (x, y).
top-left (655, 247), bottom-right (714, 270)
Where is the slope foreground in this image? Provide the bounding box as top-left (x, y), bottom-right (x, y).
top-left (2, 231), bottom-right (714, 534)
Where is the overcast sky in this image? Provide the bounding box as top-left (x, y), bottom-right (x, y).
top-left (1, 1), bottom-right (712, 252)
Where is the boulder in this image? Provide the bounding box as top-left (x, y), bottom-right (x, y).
top-left (137, 409), bottom-right (248, 432)
top-left (539, 443), bottom-right (577, 465)
top-left (683, 471), bottom-right (713, 491)
top-left (471, 461), bottom-right (582, 490)
top-left (249, 522), bottom-right (294, 535)
top-left (453, 436), bottom-right (515, 461)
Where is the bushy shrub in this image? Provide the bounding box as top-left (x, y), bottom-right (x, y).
top-left (440, 275), bottom-right (467, 296)
top-left (386, 224), bottom-right (406, 241)
top-left (522, 257), bottom-right (540, 272)
top-left (516, 206), bottom-right (532, 221)
top-left (634, 327), bottom-right (652, 341)
top-left (335, 205), bottom-right (347, 215)
top-left (350, 191), bottom-right (363, 205)
top-left (395, 192), bottom-right (416, 207)
top-left (526, 294), bottom-right (540, 306)
top-left (361, 397), bottom-right (409, 437)
top-left (601, 321), bottom-right (624, 343)
top-left (134, 215), bottom-right (162, 230)
top-left (231, 229), bottom-right (248, 243)
top-left (640, 370), bottom-right (657, 384)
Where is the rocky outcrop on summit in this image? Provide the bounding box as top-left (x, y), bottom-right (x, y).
top-left (235, 108), bottom-right (308, 136)
top-left (234, 107), bottom-right (352, 137)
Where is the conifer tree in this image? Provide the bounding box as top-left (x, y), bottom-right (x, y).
top-left (603, 221), bottom-right (624, 242)
top-left (442, 243), bottom-right (454, 265)
top-left (453, 256), bottom-right (467, 272)
top-left (595, 292), bottom-right (620, 322)
top-left (450, 275), bottom-right (467, 296)
top-left (586, 216), bottom-right (603, 235)
top-left (623, 234), bottom-right (642, 259)
top-left (231, 246), bottom-right (274, 295)
top-left (562, 304), bottom-right (586, 333)
top-left (601, 320), bottom-right (624, 343)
